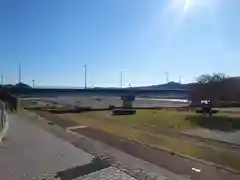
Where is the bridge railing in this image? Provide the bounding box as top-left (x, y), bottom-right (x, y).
top-left (0, 101), bottom-right (8, 141)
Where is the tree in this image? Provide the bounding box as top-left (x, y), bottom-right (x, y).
top-left (196, 73), bottom-right (227, 84)
top-left (190, 73), bottom-right (228, 106)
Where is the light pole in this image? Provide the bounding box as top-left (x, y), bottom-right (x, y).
top-left (18, 63), bottom-right (22, 83)
top-left (1, 75), bottom-right (3, 86)
top-left (165, 72), bottom-right (169, 83)
top-left (84, 64), bottom-right (87, 89)
top-left (179, 76), bottom-right (182, 84)
top-left (120, 71), bottom-right (123, 88)
top-left (1, 75), bottom-right (3, 92)
top-left (32, 79), bottom-right (35, 88)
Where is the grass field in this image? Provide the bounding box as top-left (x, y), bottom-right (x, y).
top-left (60, 109), bottom-right (240, 171)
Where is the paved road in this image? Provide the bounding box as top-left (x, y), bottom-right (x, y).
top-left (0, 114), bottom-right (138, 180)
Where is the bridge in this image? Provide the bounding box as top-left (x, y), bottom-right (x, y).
top-left (0, 87), bottom-right (190, 110)
top-left (8, 87), bottom-right (190, 99)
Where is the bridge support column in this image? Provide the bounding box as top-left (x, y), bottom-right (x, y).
top-left (121, 95), bottom-right (135, 109)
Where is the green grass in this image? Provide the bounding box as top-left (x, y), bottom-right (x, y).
top-left (61, 109), bottom-right (240, 171)
top-left (79, 109), bottom-right (195, 132)
top-left (78, 109), bottom-right (240, 132)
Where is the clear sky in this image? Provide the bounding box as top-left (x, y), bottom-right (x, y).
top-left (0, 0), bottom-right (239, 87)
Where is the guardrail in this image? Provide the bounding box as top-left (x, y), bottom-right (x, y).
top-left (0, 101), bottom-right (8, 141)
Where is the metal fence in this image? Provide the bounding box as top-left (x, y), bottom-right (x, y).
top-left (0, 101), bottom-right (8, 141)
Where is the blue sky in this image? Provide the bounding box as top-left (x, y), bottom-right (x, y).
top-left (0, 0), bottom-right (239, 87)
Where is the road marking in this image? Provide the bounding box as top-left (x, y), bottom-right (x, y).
top-left (68, 125), bottom-right (88, 130)
top-left (66, 125), bottom-right (88, 133)
top-left (192, 167), bottom-right (201, 172)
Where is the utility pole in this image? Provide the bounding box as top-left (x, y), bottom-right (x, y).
top-left (165, 72), bottom-right (169, 83)
top-left (120, 71), bottom-right (123, 88)
top-left (1, 75), bottom-right (3, 86)
top-left (179, 76), bottom-right (182, 84)
top-left (1, 75), bottom-right (3, 92)
top-left (18, 63), bottom-right (21, 83)
top-left (32, 79), bottom-right (35, 88)
top-left (84, 64), bottom-right (87, 89)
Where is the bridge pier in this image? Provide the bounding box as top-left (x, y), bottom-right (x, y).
top-left (121, 95), bottom-right (135, 109)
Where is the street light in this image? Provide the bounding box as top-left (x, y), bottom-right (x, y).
top-left (165, 72), bottom-right (169, 83)
top-left (84, 64), bottom-right (87, 89)
top-left (18, 63), bottom-right (22, 83)
top-left (32, 80), bottom-right (35, 88)
top-left (1, 75), bottom-right (3, 86)
top-left (120, 71), bottom-right (123, 88)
